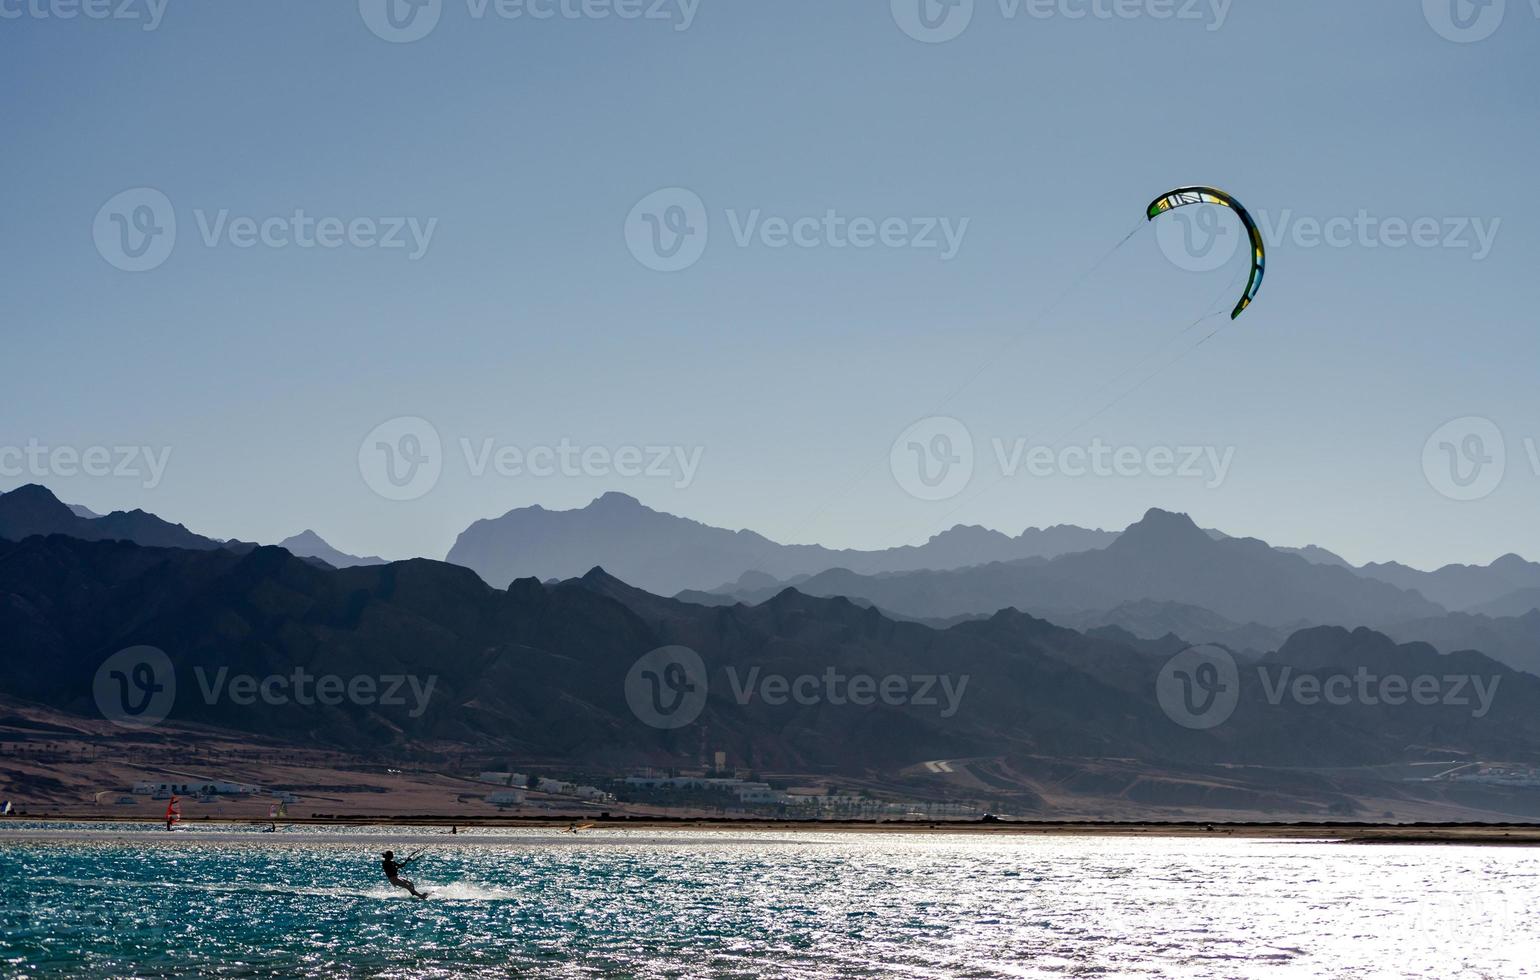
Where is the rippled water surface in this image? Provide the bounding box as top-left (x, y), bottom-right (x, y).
top-left (3, 824), bottom-right (1538, 978)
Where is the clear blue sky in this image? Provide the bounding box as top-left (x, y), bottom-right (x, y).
top-left (3, 0), bottom-right (1537, 569)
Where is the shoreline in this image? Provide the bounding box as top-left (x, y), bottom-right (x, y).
top-left (5, 815), bottom-right (1540, 844)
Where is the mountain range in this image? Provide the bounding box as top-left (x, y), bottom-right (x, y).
top-left (697, 509), bottom-right (1443, 626)
top-left (445, 491), bottom-right (1117, 594)
top-left (664, 507), bottom-right (1540, 677)
top-left (11, 483), bottom-right (1540, 682)
top-left (447, 493), bottom-right (1540, 622)
top-left (1359, 556), bottom-right (1540, 613)
top-left (0, 485), bottom-right (381, 570)
top-left (6, 530), bottom-right (1540, 818)
top-left (0, 483), bottom-right (230, 552)
top-left (18, 482), bottom-right (1540, 627)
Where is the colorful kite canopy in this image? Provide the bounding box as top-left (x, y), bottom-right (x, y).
top-left (1147, 186), bottom-right (1265, 320)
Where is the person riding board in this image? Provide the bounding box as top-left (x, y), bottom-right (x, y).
top-left (380, 850), bottom-right (429, 900)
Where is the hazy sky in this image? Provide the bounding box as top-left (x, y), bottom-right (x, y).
top-left (3, 0), bottom-right (1537, 570)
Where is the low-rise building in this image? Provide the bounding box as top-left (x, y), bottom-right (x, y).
top-left (734, 782), bottom-right (789, 805)
top-left (132, 780), bottom-right (261, 797)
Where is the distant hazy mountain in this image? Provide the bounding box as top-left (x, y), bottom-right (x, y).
top-left (446, 492), bottom-right (1116, 592)
top-left (1059, 601), bottom-right (1540, 680)
top-left (0, 484), bottom-right (225, 551)
top-left (699, 509), bottom-right (1445, 629)
top-left (685, 588), bottom-right (1296, 655)
top-left (1278, 544), bottom-right (1354, 568)
top-left (67, 503), bottom-right (101, 519)
top-left (278, 530), bottom-right (386, 568)
top-left (1357, 555), bottom-right (1540, 611)
top-left (1046, 600), bottom-right (1295, 656)
top-left (1385, 610), bottom-right (1540, 678)
top-left (704, 589), bottom-right (1540, 680)
top-left (1466, 588), bottom-right (1540, 618)
top-left (1206, 530), bottom-right (1351, 569)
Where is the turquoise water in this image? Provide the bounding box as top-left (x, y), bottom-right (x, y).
top-left (3, 824), bottom-right (1539, 978)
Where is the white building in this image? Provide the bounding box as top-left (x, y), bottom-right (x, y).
top-left (133, 780), bottom-right (261, 797)
top-left (1451, 767), bottom-right (1540, 788)
top-left (486, 790), bottom-right (527, 806)
top-left (734, 782), bottom-right (789, 805)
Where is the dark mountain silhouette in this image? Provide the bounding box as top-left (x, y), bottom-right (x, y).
top-left (1357, 554), bottom-right (1540, 612)
top-left (277, 530), bottom-right (387, 568)
top-left (445, 492), bottom-right (1116, 593)
top-left (702, 509), bottom-right (1444, 629)
top-left (0, 484), bottom-right (227, 552)
top-left (1255, 626), bottom-right (1536, 762)
top-left (0, 484), bottom-right (110, 539)
top-left (1, 486), bottom-right (376, 566)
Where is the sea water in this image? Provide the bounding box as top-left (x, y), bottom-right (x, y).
top-left (2, 823), bottom-right (1538, 978)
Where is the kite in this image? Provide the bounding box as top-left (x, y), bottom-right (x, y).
top-left (1147, 187), bottom-right (1265, 319)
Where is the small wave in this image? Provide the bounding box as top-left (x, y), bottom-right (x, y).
top-left (294, 882), bottom-right (522, 902)
top-left (30, 874), bottom-right (519, 903)
top-left (414, 882), bottom-right (523, 902)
